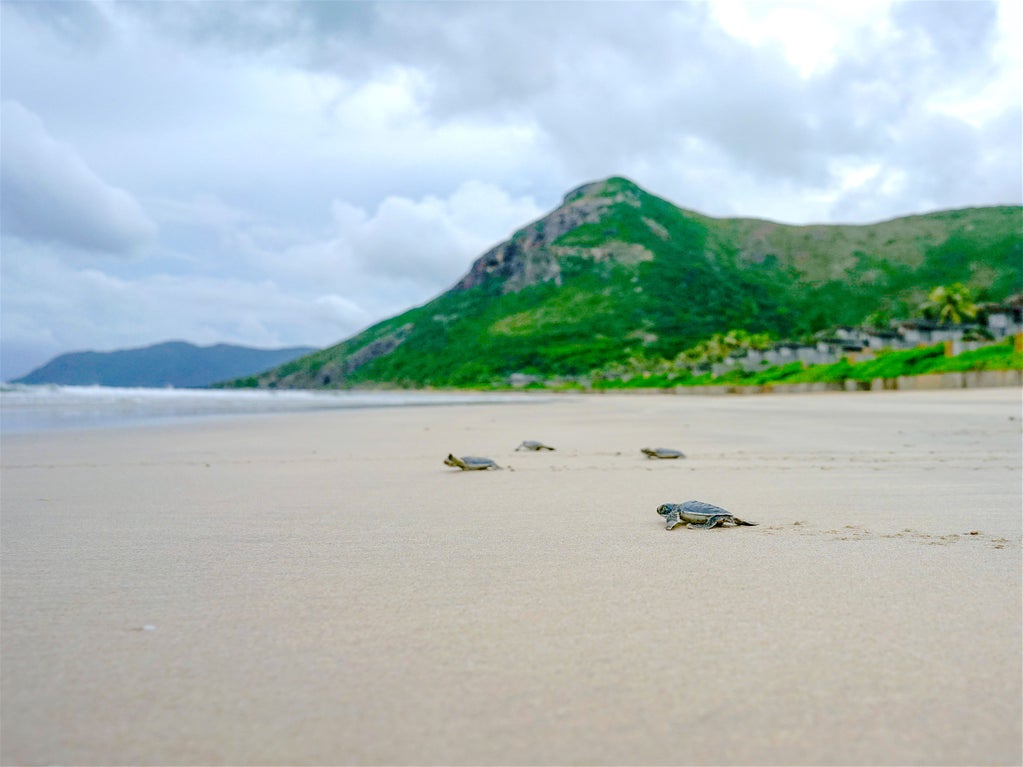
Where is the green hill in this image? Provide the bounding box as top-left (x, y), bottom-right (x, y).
top-left (225, 178), bottom-right (1022, 389)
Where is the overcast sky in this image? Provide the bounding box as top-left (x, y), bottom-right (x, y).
top-left (1, 0), bottom-right (1020, 380)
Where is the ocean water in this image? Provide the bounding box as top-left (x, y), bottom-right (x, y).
top-left (0, 385), bottom-right (546, 435)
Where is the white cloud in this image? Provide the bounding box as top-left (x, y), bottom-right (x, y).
top-left (331, 181), bottom-right (542, 287)
top-left (0, 100), bottom-right (156, 254)
top-left (1, 181), bottom-right (542, 378)
top-left (0, 243), bottom-right (371, 379)
top-left (709, 0), bottom-right (894, 76)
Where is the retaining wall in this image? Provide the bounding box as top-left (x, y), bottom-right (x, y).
top-left (670, 369), bottom-right (1021, 396)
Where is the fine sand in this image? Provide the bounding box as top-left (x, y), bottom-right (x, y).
top-left (1, 388), bottom-right (1020, 766)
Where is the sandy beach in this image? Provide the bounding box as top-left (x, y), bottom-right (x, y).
top-left (2, 388), bottom-right (1020, 766)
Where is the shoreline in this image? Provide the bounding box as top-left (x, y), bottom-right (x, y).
top-left (0, 386), bottom-right (557, 436)
top-left (2, 388), bottom-right (1020, 765)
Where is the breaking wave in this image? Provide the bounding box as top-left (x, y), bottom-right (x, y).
top-left (0, 384), bottom-right (545, 434)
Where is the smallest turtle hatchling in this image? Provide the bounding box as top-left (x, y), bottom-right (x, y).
top-left (516, 440), bottom-right (555, 451)
top-left (444, 453), bottom-right (501, 471)
top-left (656, 501), bottom-right (757, 530)
top-left (641, 447), bottom-right (685, 459)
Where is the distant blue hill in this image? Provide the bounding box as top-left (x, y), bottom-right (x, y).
top-left (11, 341), bottom-right (318, 388)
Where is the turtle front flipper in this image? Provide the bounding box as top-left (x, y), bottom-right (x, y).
top-left (732, 517), bottom-right (758, 526)
top-left (663, 509), bottom-right (683, 530)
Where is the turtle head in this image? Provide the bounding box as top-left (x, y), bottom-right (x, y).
top-left (655, 503), bottom-right (671, 517)
top-left (444, 453), bottom-right (462, 467)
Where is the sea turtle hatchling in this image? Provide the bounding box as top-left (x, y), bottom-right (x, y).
top-left (516, 440), bottom-right (555, 451)
top-left (444, 454), bottom-right (501, 471)
top-left (642, 447), bottom-right (685, 459)
top-left (656, 501), bottom-right (757, 530)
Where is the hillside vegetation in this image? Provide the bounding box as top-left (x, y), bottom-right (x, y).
top-left (589, 338), bottom-right (1023, 391)
top-left (225, 178), bottom-right (1022, 389)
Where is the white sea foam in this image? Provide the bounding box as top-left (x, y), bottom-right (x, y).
top-left (0, 384), bottom-right (545, 434)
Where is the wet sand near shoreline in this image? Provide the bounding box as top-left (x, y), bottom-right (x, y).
top-left (2, 388), bottom-right (1020, 765)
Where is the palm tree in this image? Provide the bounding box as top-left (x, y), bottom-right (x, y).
top-left (676, 329), bottom-right (774, 367)
top-left (920, 283), bottom-right (977, 324)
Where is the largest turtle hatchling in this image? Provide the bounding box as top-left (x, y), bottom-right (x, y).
top-left (444, 453), bottom-right (501, 471)
top-left (656, 501), bottom-right (757, 530)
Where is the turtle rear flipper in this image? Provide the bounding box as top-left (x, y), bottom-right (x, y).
top-left (688, 516), bottom-right (726, 529)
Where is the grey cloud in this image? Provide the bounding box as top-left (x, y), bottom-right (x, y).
top-left (353, 3), bottom-right (826, 183)
top-left (117, 0), bottom-right (381, 65)
top-left (301, 4), bottom-right (905, 190)
top-left (980, 107), bottom-right (1023, 201)
top-left (73, 1), bottom-right (1016, 200)
top-left (891, 0), bottom-right (998, 67)
top-left (827, 107), bottom-right (1019, 222)
top-left (1, 101), bottom-right (156, 255)
top-left (1, 0), bottom-right (112, 48)
top-left (898, 111), bottom-right (1019, 209)
top-left (115, 1), bottom-right (293, 50)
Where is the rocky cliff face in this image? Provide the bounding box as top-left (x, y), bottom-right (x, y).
top-left (453, 178), bottom-right (642, 293)
top-left (308, 324), bottom-right (413, 387)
